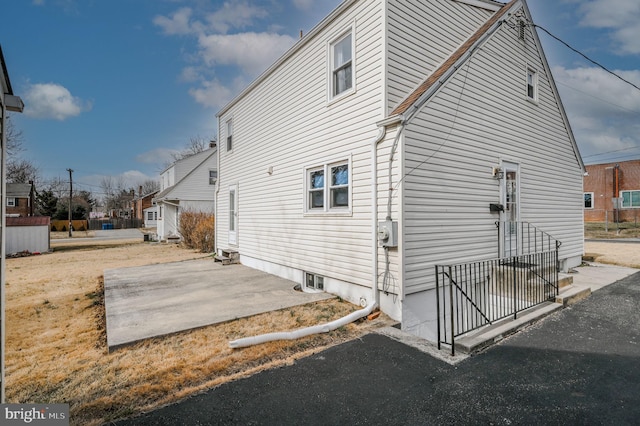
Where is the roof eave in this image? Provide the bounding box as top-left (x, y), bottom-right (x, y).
top-left (216, 0), bottom-right (358, 118)
top-left (391, 0), bottom-right (518, 121)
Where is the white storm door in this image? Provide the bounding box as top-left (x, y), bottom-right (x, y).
top-left (229, 185), bottom-right (238, 245)
top-left (500, 162), bottom-right (519, 257)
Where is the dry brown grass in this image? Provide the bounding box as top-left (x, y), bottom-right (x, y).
top-left (5, 239), bottom-right (390, 425)
top-left (584, 241), bottom-right (640, 269)
top-left (585, 222), bottom-right (640, 239)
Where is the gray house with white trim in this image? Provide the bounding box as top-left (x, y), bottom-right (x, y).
top-left (214, 0), bottom-right (584, 343)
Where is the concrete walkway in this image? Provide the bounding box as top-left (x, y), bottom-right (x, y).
top-left (104, 259), bottom-right (333, 349)
top-left (571, 261), bottom-right (638, 292)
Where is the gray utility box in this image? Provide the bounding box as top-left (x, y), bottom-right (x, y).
top-left (378, 220), bottom-right (398, 248)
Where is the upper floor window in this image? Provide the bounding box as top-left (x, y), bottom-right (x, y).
top-left (331, 30), bottom-right (354, 98)
top-left (226, 119), bottom-right (233, 152)
top-left (306, 160), bottom-right (350, 213)
top-left (209, 170), bottom-right (218, 185)
top-left (584, 192), bottom-right (594, 209)
top-left (527, 68), bottom-right (538, 102)
top-left (622, 190), bottom-right (640, 208)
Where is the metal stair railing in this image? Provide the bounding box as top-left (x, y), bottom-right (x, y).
top-left (436, 223), bottom-right (561, 356)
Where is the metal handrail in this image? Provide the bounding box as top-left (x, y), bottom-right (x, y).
top-left (436, 248), bottom-right (559, 356)
top-left (496, 221), bottom-right (561, 259)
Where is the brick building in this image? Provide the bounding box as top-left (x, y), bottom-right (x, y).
top-left (6, 182), bottom-right (34, 217)
top-left (584, 159), bottom-right (640, 222)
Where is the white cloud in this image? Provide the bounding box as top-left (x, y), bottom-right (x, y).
top-left (206, 2), bottom-right (268, 34)
top-left (198, 32), bottom-right (296, 76)
top-left (135, 148), bottom-right (180, 165)
top-left (552, 66), bottom-right (640, 160)
top-left (154, 2), bottom-right (298, 109)
top-left (292, 0), bottom-right (314, 10)
top-left (153, 7), bottom-right (196, 35)
top-left (23, 83), bottom-right (91, 120)
top-left (188, 78), bottom-right (236, 109)
top-left (81, 171), bottom-right (158, 194)
top-left (179, 66), bottom-right (202, 83)
top-left (576, 0), bottom-right (640, 54)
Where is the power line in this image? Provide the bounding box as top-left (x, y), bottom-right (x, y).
top-left (532, 23), bottom-right (640, 93)
top-left (583, 145), bottom-right (640, 159)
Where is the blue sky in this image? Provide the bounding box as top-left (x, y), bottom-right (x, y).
top-left (1, 0), bottom-right (639, 195)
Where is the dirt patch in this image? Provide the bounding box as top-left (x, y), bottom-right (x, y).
top-left (584, 241), bottom-right (640, 269)
top-left (5, 239), bottom-right (391, 425)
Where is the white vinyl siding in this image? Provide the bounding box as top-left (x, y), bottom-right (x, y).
top-left (386, 0), bottom-right (493, 113)
top-left (527, 67), bottom-right (538, 102)
top-left (216, 0), bottom-right (384, 288)
top-left (401, 8), bottom-right (584, 294)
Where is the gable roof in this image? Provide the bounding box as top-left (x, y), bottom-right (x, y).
top-left (1, 44), bottom-right (14, 95)
top-left (388, 0), bottom-right (585, 172)
top-left (6, 183), bottom-right (33, 198)
top-left (392, 0), bottom-right (515, 117)
top-left (155, 148), bottom-right (216, 201)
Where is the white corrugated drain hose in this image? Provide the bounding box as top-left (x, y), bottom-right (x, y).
top-left (229, 302), bottom-right (376, 349)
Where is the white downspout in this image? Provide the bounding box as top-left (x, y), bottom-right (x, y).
top-left (229, 302), bottom-right (376, 349)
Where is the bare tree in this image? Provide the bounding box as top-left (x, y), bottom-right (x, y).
top-left (7, 159), bottom-right (39, 184)
top-left (140, 179), bottom-right (160, 195)
top-left (162, 136), bottom-right (214, 170)
top-left (5, 115), bottom-right (40, 183)
top-left (170, 136), bottom-right (208, 161)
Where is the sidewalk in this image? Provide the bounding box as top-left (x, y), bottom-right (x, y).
top-left (570, 261), bottom-right (638, 292)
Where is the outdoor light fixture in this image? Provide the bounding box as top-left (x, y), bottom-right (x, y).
top-left (492, 166), bottom-right (504, 180)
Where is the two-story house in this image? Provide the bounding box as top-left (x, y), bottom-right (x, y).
top-left (155, 144), bottom-right (217, 240)
top-left (214, 0), bottom-right (584, 343)
top-left (5, 182), bottom-right (34, 217)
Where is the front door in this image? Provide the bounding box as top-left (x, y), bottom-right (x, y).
top-left (501, 162), bottom-right (519, 257)
top-left (229, 185), bottom-right (238, 245)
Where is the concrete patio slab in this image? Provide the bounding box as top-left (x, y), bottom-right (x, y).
top-left (104, 258), bottom-right (334, 349)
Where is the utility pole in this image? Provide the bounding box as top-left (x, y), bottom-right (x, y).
top-left (67, 168), bottom-right (73, 237)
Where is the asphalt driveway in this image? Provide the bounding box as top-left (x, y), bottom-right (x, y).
top-left (104, 258), bottom-right (333, 349)
top-left (116, 270), bottom-right (640, 425)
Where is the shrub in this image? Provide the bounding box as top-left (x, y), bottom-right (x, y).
top-left (51, 225), bottom-right (57, 232)
top-left (179, 210), bottom-right (215, 253)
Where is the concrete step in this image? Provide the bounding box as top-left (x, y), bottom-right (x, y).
top-left (555, 284), bottom-right (591, 307)
top-left (558, 273), bottom-right (574, 289)
top-left (454, 302), bottom-right (563, 355)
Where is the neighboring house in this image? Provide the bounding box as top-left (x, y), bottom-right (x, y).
top-left (131, 187), bottom-right (158, 221)
top-left (155, 145), bottom-right (217, 240)
top-left (143, 205), bottom-right (159, 228)
top-left (584, 159), bottom-right (640, 223)
top-left (6, 182), bottom-right (34, 217)
top-left (6, 216), bottom-right (50, 255)
top-left (1, 44), bottom-right (25, 402)
top-left (215, 0), bottom-right (584, 343)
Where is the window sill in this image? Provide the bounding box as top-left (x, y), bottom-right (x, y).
top-left (327, 87), bottom-right (356, 107)
top-left (304, 210), bottom-right (353, 218)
